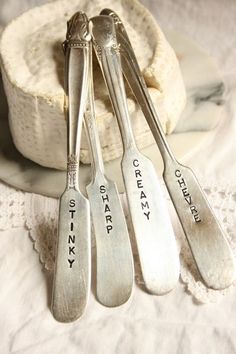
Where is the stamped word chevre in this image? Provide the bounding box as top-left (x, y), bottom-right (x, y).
top-left (175, 169), bottom-right (201, 223)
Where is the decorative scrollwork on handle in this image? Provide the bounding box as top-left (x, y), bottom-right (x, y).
top-left (67, 154), bottom-right (79, 188)
top-left (92, 41), bottom-right (102, 60)
top-left (62, 11), bottom-right (91, 52)
top-left (66, 11), bottom-right (90, 41)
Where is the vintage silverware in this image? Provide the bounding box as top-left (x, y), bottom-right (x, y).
top-left (51, 12), bottom-right (91, 322)
top-left (101, 9), bottom-right (236, 290)
top-left (90, 15), bottom-right (180, 295)
top-left (85, 39), bottom-right (134, 307)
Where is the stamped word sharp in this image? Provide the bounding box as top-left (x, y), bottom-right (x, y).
top-left (99, 185), bottom-right (113, 234)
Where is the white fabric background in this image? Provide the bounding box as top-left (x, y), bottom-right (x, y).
top-left (0, 1), bottom-right (236, 353)
top-left (142, 0), bottom-right (236, 185)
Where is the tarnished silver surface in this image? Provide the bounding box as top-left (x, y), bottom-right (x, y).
top-left (85, 42), bottom-right (134, 307)
top-left (90, 15), bottom-right (180, 295)
top-left (103, 8), bottom-right (236, 290)
top-left (51, 12), bottom-right (91, 322)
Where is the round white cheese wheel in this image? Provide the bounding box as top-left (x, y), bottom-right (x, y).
top-left (0, 0), bottom-right (186, 169)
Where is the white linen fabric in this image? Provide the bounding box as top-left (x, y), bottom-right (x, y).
top-left (0, 0), bottom-right (236, 353)
top-left (1, 181), bottom-right (236, 305)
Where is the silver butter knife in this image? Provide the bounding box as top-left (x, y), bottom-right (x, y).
top-left (85, 39), bottom-right (134, 307)
top-left (101, 9), bottom-right (236, 290)
top-left (51, 12), bottom-right (91, 322)
top-left (90, 15), bottom-right (180, 295)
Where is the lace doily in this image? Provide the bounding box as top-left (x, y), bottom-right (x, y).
top-left (0, 180), bottom-right (235, 304)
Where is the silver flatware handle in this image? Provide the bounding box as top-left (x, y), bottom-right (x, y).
top-left (100, 8), bottom-right (173, 162)
top-left (89, 15), bottom-right (136, 151)
top-left (51, 12), bottom-right (91, 322)
top-left (63, 12), bottom-right (91, 186)
top-left (103, 8), bottom-right (236, 290)
top-left (84, 42), bottom-right (105, 178)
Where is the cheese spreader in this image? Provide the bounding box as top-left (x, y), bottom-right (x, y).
top-left (90, 15), bottom-right (180, 295)
top-left (101, 9), bottom-right (236, 290)
top-left (85, 37), bottom-right (134, 307)
top-left (51, 12), bottom-right (91, 322)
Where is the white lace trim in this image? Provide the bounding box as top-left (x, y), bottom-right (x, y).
top-left (0, 180), bottom-right (235, 303)
top-left (0, 183), bottom-right (25, 229)
top-left (25, 193), bottom-right (59, 271)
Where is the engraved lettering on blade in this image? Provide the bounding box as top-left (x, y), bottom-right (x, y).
top-left (133, 159), bottom-right (150, 220)
top-left (68, 199), bottom-right (76, 268)
top-left (175, 169), bottom-right (201, 223)
top-left (100, 185), bottom-right (113, 234)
